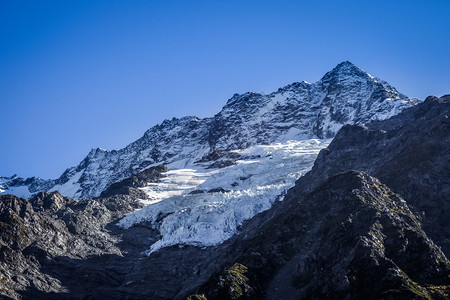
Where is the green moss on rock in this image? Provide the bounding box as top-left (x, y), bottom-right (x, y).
top-left (208, 263), bottom-right (253, 299)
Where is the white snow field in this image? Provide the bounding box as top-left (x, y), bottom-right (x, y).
top-left (117, 139), bottom-right (331, 254)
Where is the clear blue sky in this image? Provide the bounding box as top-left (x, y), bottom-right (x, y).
top-left (1, 0), bottom-right (449, 179)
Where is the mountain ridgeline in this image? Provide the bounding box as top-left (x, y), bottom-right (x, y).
top-left (1, 62), bottom-right (415, 200)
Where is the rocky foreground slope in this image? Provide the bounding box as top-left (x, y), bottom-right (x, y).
top-left (191, 171), bottom-right (450, 299)
top-left (1, 61), bottom-right (415, 199)
top-left (0, 97), bottom-right (449, 299)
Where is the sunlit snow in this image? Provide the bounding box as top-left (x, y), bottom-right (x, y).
top-left (118, 139), bottom-right (331, 254)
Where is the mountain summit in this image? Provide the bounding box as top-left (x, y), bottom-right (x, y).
top-left (324, 60), bottom-right (371, 77)
top-left (1, 62), bottom-right (416, 199)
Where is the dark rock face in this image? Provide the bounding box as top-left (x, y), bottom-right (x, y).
top-left (0, 165), bottom-right (172, 299)
top-left (195, 150), bottom-right (241, 163)
top-left (100, 165), bottom-right (168, 198)
top-left (0, 194), bottom-right (114, 298)
top-left (29, 191), bottom-right (72, 212)
top-left (206, 159), bottom-right (236, 169)
top-left (0, 191), bottom-right (151, 299)
top-left (196, 150), bottom-right (241, 169)
top-left (295, 95), bottom-right (450, 256)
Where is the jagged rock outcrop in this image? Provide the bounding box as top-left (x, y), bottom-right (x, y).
top-left (0, 191), bottom-right (150, 299)
top-left (1, 62), bottom-right (416, 199)
top-left (0, 165), bottom-right (169, 299)
top-left (99, 164), bottom-right (168, 198)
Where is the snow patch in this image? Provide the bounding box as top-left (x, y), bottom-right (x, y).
top-left (49, 171), bottom-right (83, 199)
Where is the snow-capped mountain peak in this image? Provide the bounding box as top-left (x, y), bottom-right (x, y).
top-left (323, 60), bottom-right (369, 77)
top-left (1, 62), bottom-right (418, 199)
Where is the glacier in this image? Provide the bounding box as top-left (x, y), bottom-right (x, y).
top-left (117, 139), bottom-right (331, 254)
